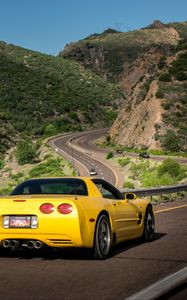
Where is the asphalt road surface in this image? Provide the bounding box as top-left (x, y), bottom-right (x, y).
top-left (0, 201), bottom-right (187, 300)
top-left (49, 128), bottom-right (187, 190)
top-left (49, 129), bottom-right (118, 186)
top-left (62, 128), bottom-right (187, 164)
top-left (0, 129), bottom-right (186, 299)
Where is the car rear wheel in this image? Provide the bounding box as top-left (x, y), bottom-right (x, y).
top-left (143, 206), bottom-right (155, 242)
top-left (93, 215), bottom-right (111, 259)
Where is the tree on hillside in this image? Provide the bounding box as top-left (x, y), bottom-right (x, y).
top-left (161, 130), bottom-right (183, 152)
top-left (16, 140), bottom-right (37, 165)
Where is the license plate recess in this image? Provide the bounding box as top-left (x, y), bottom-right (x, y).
top-left (9, 216), bottom-right (31, 228)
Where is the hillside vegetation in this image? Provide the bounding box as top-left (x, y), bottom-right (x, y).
top-left (1, 19), bottom-right (187, 161)
top-left (0, 42), bottom-right (124, 157)
top-left (0, 139), bottom-right (74, 195)
top-left (167, 21), bottom-right (187, 38)
top-left (60, 20), bottom-right (187, 152)
top-left (60, 25), bottom-right (178, 81)
top-left (155, 49), bottom-right (187, 151)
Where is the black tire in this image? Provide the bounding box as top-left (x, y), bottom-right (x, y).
top-left (143, 206), bottom-right (155, 242)
top-left (93, 215), bottom-right (111, 259)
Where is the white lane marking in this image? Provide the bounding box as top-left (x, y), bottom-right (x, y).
top-left (155, 204), bottom-right (187, 214)
top-left (49, 129), bottom-right (118, 185)
top-left (50, 140), bottom-right (90, 176)
top-left (69, 138), bottom-right (119, 187)
top-left (93, 156), bottom-right (119, 187)
top-left (125, 266), bottom-right (187, 300)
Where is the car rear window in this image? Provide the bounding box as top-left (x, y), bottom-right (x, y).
top-left (10, 178), bottom-right (88, 196)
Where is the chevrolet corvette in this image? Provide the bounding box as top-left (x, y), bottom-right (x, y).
top-left (0, 177), bottom-right (155, 259)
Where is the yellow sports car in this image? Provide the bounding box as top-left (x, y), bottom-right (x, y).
top-left (0, 177), bottom-right (155, 259)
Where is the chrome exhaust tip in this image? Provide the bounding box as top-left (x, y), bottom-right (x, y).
top-left (20, 240), bottom-right (44, 249)
top-left (2, 240), bottom-right (11, 248)
top-left (10, 240), bottom-right (20, 248)
top-left (33, 241), bottom-right (44, 249)
top-left (27, 241), bottom-right (35, 249)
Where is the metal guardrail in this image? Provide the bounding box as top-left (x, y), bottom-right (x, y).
top-left (125, 184), bottom-right (187, 196)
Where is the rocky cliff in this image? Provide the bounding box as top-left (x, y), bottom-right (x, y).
top-left (60, 21), bottom-right (187, 151)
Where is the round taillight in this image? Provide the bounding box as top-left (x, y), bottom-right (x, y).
top-left (40, 203), bottom-right (54, 214)
top-left (58, 203), bottom-right (73, 214)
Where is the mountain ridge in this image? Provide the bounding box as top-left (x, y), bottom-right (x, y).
top-left (0, 41), bottom-right (124, 156)
top-left (0, 19), bottom-right (187, 157)
top-left (60, 20), bottom-right (187, 152)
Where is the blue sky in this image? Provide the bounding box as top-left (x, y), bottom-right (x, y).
top-left (0, 0), bottom-right (187, 55)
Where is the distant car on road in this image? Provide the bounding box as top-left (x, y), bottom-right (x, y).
top-left (116, 149), bottom-right (123, 154)
top-left (139, 152), bottom-right (150, 159)
top-left (89, 168), bottom-right (97, 176)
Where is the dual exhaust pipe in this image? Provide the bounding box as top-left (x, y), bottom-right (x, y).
top-left (2, 239), bottom-right (44, 249)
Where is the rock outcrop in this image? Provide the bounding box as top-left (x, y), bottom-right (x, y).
top-left (60, 21), bottom-right (187, 151)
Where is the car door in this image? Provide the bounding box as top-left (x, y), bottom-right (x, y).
top-left (93, 179), bottom-right (140, 241)
top-left (111, 199), bottom-right (141, 241)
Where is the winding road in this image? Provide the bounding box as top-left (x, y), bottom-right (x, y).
top-left (49, 128), bottom-right (120, 187)
top-left (49, 128), bottom-right (187, 190)
top-left (0, 129), bottom-right (186, 299)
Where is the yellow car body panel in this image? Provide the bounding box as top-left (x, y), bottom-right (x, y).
top-left (0, 177), bottom-right (152, 249)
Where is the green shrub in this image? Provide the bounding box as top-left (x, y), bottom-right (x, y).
top-left (120, 154), bottom-right (187, 188)
top-left (154, 133), bottom-right (160, 141)
top-left (159, 73), bottom-right (172, 82)
top-left (106, 135), bottom-right (111, 143)
top-left (0, 186), bottom-right (13, 195)
top-left (43, 154), bottom-right (53, 160)
top-left (68, 112), bottom-right (79, 122)
top-left (175, 72), bottom-right (187, 81)
top-left (175, 111), bottom-right (182, 118)
top-left (161, 130), bottom-right (183, 151)
top-left (29, 158), bottom-right (65, 177)
top-left (123, 181), bottom-right (135, 189)
top-left (141, 171), bottom-right (175, 187)
top-left (169, 52), bottom-right (187, 81)
top-left (106, 152), bottom-right (113, 159)
top-left (10, 172), bottom-right (24, 180)
top-left (157, 158), bottom-right (185, 178)
top-left (140, 159), bottom-right (186, 187)
top-left (44, 124), bottom-right (57, 136)
top-left (155, 89), bottom-right (164, 98)
top-left (162, 102), bottom-right (173, 110)
top-left (0, 160), bottom-right (4, 169)
top-left (130, 161), bottom-right (151, 179)
top-left (149, 149), bottom-right (169, 155)
top-left (118, 157), bottom-right (131, 167)
top-left (177, 39), bottom-right (187, 51)
top-left (16, 140), bottom-right (37, 165)
top-left (104, 110), bottom-right (118, 124)
top-left (158, 56), bottom-right (167, 69)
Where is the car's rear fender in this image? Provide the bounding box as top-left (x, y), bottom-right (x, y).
top-left (74, 198), bottom-right (115, 248)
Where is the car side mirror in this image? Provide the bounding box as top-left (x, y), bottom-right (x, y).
top-left (125, 193), bottom-right (136, 201)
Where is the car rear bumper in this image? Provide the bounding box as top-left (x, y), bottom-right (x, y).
top-left (0, 232), bottom-right (85, 248)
